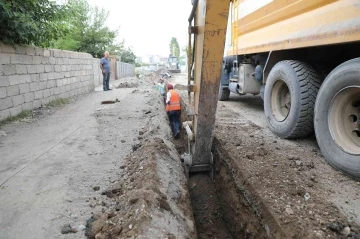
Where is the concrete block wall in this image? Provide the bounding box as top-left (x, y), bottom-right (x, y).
top-left (93, 59), bottom-right (103, 86)
top-left (0, 43), bottom-right (95, 121)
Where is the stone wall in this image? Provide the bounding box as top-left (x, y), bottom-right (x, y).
top-left (0, 43), bottom-right (134, 121)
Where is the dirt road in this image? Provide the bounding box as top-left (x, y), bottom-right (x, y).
top-left (0, 77), bottom-right (195, 239)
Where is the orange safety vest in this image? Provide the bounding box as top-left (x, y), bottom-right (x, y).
top-left (166, 90), bottom-right (181, 112)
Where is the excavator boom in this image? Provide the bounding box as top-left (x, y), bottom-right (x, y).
top-left (184, 0), bottom-right (230, 173)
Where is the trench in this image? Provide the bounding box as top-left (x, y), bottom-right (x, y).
top-left (173, 113), bottom-right (270, 239)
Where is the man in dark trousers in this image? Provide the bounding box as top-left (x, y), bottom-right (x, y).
top-left (166, 84), bottom-right (181, 138)
top-left (100, 51), bottom-right (111, 91)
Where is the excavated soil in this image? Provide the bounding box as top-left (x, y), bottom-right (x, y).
top-left (169, 73), bottom-right (360, 239)
top-left (84, 76), bottom-right (196, 239)
top-left (213, 106), bottom-right (360, 239)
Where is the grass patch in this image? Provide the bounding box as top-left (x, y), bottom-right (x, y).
top-left (45, 98), bottom-right (70, 107)
top-left (0, 110), bottom-right (33, 128)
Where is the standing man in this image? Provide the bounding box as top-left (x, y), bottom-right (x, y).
top-left (166, 84), bottom-right (181, 138)
top-left (100, 51), bottom-right (111, 91)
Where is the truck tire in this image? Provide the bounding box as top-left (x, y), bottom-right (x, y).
top-left (314, 58), bottom-right (360, 180)
top-left (264, 60), bottom-right (321, 138)
top-left (219, 85), bottom-right (230, 101)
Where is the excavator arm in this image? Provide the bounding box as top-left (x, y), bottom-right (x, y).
top-left (183, 0), bottom-right (230, 175)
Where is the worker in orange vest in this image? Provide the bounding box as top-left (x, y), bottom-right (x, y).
top-left (166, 84), bottom-right (181, 138)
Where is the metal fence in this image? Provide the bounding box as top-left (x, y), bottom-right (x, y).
top-left (115, 61), bottom-right (135, 79)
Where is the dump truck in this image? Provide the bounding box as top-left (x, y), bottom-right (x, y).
top-left (183, 0), bottom-right (360, 180)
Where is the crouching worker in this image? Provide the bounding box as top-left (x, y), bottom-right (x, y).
top-left (155, 78), bottom-right (166, 104)
top-left (166, 84), bottom-right (181, 138)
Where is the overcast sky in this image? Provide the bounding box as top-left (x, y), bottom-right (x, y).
top-left (86, 0), bottom-right (192, 57)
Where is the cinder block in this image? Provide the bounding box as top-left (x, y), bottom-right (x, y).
top-left (43, 89), bottom-right (50, 98)
top-left (35, 47), bottom-right (44, 56)
top-left (0, 43), bottom-right (15, 53)
top-left (3, 65), bottom-right (16, 75)
top-left (33, 56), bottom-right (42, 64)
top-left (52, 50), bottom-right (61, 58)
top-left (33, 100), bottom-right (41, 108)
top-left (0, 87), bottom-right (6, 99)
top-left (0, 97), bottom-right (13, 110)
top-left (24, 75), bottom-right (31, 83)
top-left (55, 65), bottom-right (62, 72)
top-left (12, 94), bottom-right (24, 106)
top-left (39, 73), bottom-right (48, 81)
top-left (49, 57), bottom-right (56, 65)
top-left (47, 73), bottom-right (55, 80)
top-left (34, 90), bottom-right (43, 100)
top-left (64, 72), bottom-right (71, 78)
top-left (39, 82), bottom-right (47, 90)
top-left (22, 102), bottom-right (33, 111)
top-left (60, 86), bottom-right (66, 93)
top-left (0, 53), bottom-right (11, 64)
top-left (0, 76), bottom-right (9, 87)
top-left (0, 109), bottom-right (10, 121)
top-left (11, 55), bottom-right (32, 64)
top-left (27, 65), bottom-right (37, 74)
top-left (10, 105), bottom-right (23, 116)
top-left (65, 85), bottom-right (71, 92)
top-left (58, 72), bottom-right (65, 79)
top-left (56, 58), bottom-right (64, 65)
top-left (49, 88), bottom-right (54, 96)
top-left (25, 46), bottom-right (35, 56)
top-left (61, 65), bottom-right (66, 71)
top-left (44, 65), bottom-right (54, 73)
top-left (16, 65), bottom-right (27, 74)
top-left (47, 80), bottom-right (55, 89)
top-left (54, 87), bottom-right (60, 95)
top-left (56, 79), bottom-right (63, 87)
top-left (41, 98), bottom-right (49, 105)
top-left (37, 65), bottom-right (45, 73)
top-left (9, 75), bottom-right (24, 85)
top-left (19, 83), bottom-right (30, 94)
top-left (14, 45), bottom-right (27, 54)
top-left (44, 49), bottom-right (51, 57)
top-left (41, 57), bottom-right (50, 64)
top-left (60, 51), bottom-right (66, 58)
top-left (30, 82), bottom-right (39, 92)
top-left (30, 74), bottom-right (40, 82)
top-left (7, 85), bottom-right (19, 96)
top-left (24, 92), bottom-right (34, 103)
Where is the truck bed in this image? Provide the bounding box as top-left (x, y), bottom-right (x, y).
top-left (227, 0), bottom-right (360, 55)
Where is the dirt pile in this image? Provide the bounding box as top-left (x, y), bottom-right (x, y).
top-left (85, 79), bottom-right (196, 239)
top-left (214, 106), bottom-right (360, 239)
top-left (114, 78), bottom-right (139, 89)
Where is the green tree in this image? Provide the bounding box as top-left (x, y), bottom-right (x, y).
top-left (169, 37), bottom-right (180, 58)
top-left (120, 47), bottom-right (136, 64)
top-left (53, 0), bottom-right (124, 58)
top-left (0, 0), bottom-right (69, 47)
